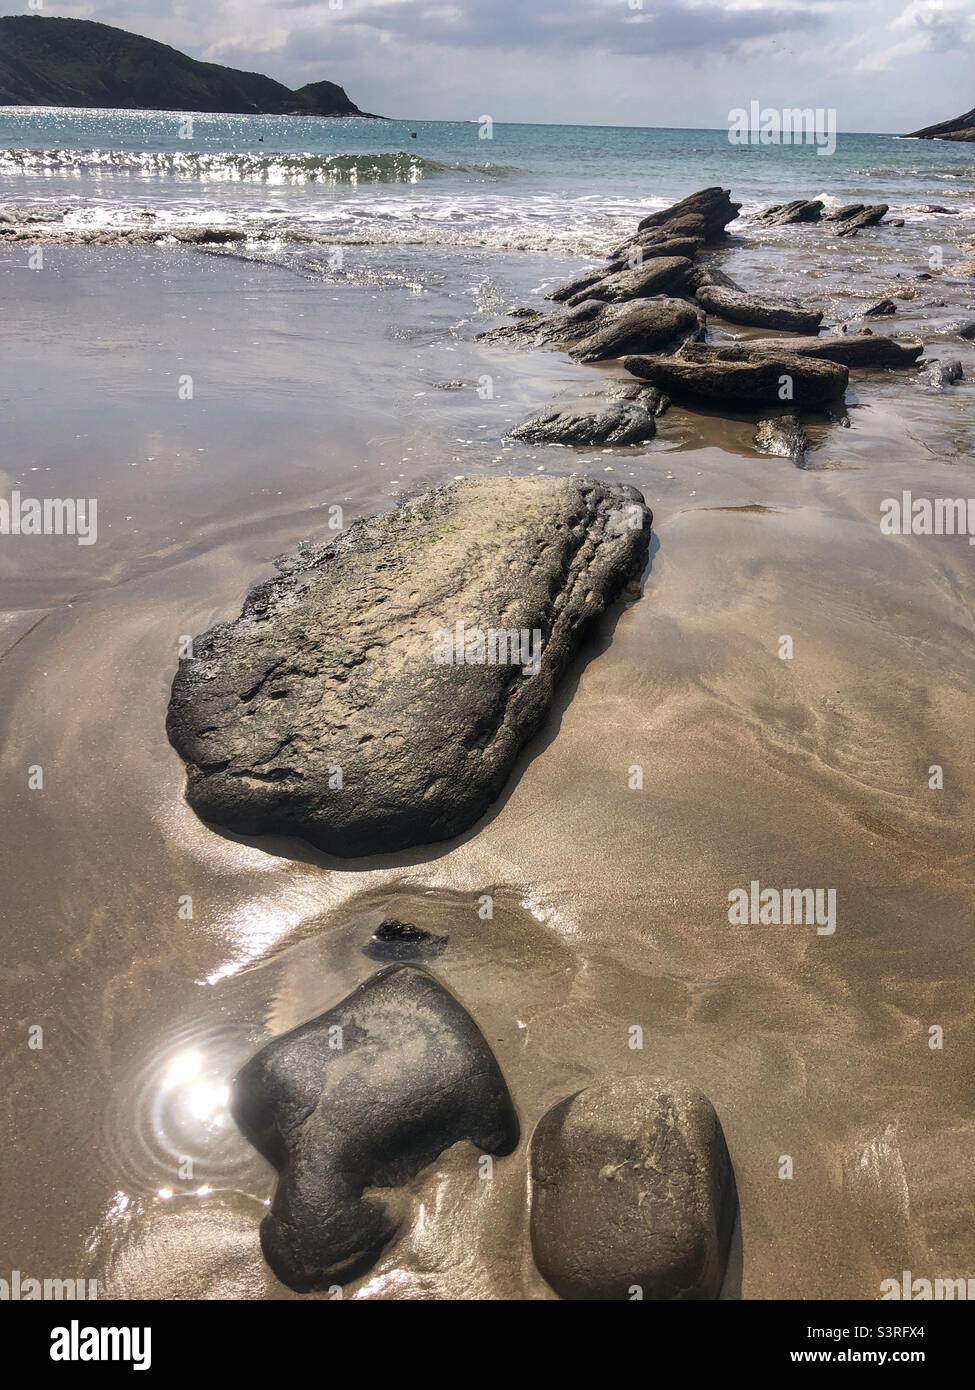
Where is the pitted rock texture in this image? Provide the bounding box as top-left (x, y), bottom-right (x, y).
top-left (167, 477), bottom-right (651, 856)
top-left (232, 965), bottom-right (519, 1291)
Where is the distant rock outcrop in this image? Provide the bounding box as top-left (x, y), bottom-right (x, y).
top-left (0, 15), bottom-right (374, 116)
top-left (906, 107), bottom-right (975, 143)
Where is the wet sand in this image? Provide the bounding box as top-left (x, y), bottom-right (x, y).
top-left (1, 243), bottom-right (973, 1299)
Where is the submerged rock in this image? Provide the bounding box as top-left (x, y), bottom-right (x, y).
top-left (167, 477), bottom-right (651, 857)
top-left (862, 298), bottom-right (898, 317)
top-left (624, 344), bottom-right (848, 406)
top-left (744, 332), bottom-right (924, 368)
top-left (232, 965), bottom-right (519, 1290)
top-left (957, 322), bottom-right (975, 340)
top-left (695, 282), bottom-right (823, 333)
top-left (754, 415), bottom-right (807, 463)
top-left (510, 400), bottom-right (657, 446)
top-left (530, 1077), bottom-right (736, 1301)
top-left (920, 358), bottom-right (964, 389)
top-left (364, 919), bottom-right (447, 961)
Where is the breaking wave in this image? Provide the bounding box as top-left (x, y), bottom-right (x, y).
top-left (0, 148), bottom-right (517, 183)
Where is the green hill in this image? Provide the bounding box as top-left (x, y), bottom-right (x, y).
top-left (0, 14), bottom-right (373, 116)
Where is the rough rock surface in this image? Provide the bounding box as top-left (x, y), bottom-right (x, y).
top-left (744, 333), bottom-right (924, 368)
top-left (530, 1077), bottom-right (736, 1301)
top-left (754, 415), bottom-right (807, 463)
top-left (550, 240), bottom-right (702, 303)
top-left (232, 965), bottom-right (519, 1290)
top-left (510, 400), bottom-right (657, 446)
top-left (624, 344), bottom-right (849, 406)
top-left (920, 358), bottom-right (964, 389)
top-left (561, 255), bottom-right (695, 308)
top-left (634, 187), bottom-right (741, 241)
top-left (569, 297), bottom-right (704, 363)
top-left (167, 477), bottom-right (651, 856)
top-left (836, 205), bottom-right (889, 237)
top-left (695, 282), bottom-right (823, 333)
top-left (760, 199), bottom-right (824, 225)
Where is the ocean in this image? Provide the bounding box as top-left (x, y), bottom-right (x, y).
top-left (2, 109), bottom-right (974, 255)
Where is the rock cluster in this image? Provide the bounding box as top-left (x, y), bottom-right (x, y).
top-left (232, 966), bottom-right (738, 1299)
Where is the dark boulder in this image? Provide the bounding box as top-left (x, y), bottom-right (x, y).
top-left (530, 1077), bottom-right (736, 1301)
top-left (635, 187), bottom-right (741, 241)
top-left (957, 322), bottom-right (975, 340)
top-left (624, 344), bottom-right (848, 406)
top-left (167, 478), bottom-right (651, 857)
top-left (695, 282), bottom-right (823, 333)
top-left (232, 965), bottom-right (519, 1290)
top-left (550, 239), bottom-right (702, 303)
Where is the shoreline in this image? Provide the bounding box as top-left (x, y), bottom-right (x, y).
top-left (1, 172), bottom-right (974, 1297)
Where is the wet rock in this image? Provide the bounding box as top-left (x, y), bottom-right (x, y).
top-left (510, 400), bottom-right (657, 446)
top-left (957, 322), bottom-right (975, 340)
top-left (760, 199), bottom-right (823, 225)
top-left (167, 477), bottom-right (651, 857)
top-left (635, 187), bottom-right (741, 241)
top-left (754, 414), bottom-right (807, 462)
top-left (744, 332), bottom-right (924, 368)
top-left (863, 298), bottom-right (897, 317)
top-left (550, 239), bottom-right (702, 303)
top-left (920, 358), bottom-right (964, 389)
top-left (569, 297), bottom-right (704, 363)
top-left (562, 255), bottom-right (695, 308)
top-left (478, 298), bottom-right (605, 350)
top-left (624, 344), bottom-right (848, 406)
top-left (835, 205), bottom-right (890, 237)
top-left (530, 1077), bottom-right (736, 1301)
top-left (695, 282), bottom-right (823, 333)
top-left (232, 965), bottom-right (519, 1290)
top-left (825, 203), bottom-right (865, 221)
top-left (364, 919), bottom-right (447, 961)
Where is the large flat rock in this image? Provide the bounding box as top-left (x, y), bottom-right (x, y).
top-left (232, 965), bottom-right (519, 1290)
top-left (695, 282), bottom-right (824, 334)
top-left (745, 332), bottom-right (924, 368)
top-left (624, 344), bottom-right (849, 406)
top-left (167, 477), bottom-right (651, 856)
top-left (530, 1077), bottom-right (736, 1300)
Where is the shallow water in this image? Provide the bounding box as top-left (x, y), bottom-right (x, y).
top-left (1, 114), bottom-right (974, 1300)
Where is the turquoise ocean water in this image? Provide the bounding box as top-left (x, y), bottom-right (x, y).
top-left (1, 109), bottom-right (973, 254)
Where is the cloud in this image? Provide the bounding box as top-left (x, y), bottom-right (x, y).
top-left (856, 0), bottom-right (975, 72)
top-left (315, 0), bottom-right (822, 59)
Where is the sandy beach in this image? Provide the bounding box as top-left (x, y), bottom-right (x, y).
top-left (1, 212), bottom-right (973, 1299)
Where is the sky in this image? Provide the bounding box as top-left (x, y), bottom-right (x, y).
top-left (11, 0), bottom-right (975, 131)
